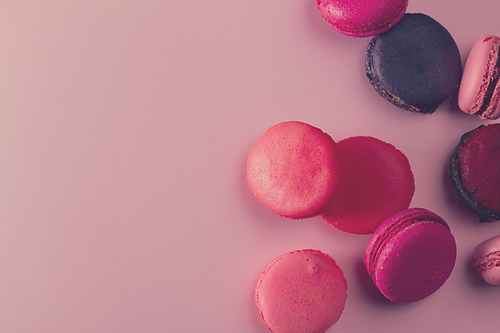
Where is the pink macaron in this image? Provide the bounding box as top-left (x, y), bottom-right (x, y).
top-left (255, 249), bottom-right (347, 333)
top-left (458, 35), bottom-right (500, 120)
top-left (364, 208), bottom-right (457, 303)
top-left (473, 235), bottom-right (500, 285)
top-left (247, 121), bottom-right (341, 219)
top-left (316, 0), bottom-right (408, 38)
top-left (321, 136), bottom-right (414, 234)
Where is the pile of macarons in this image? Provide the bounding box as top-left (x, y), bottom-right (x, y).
top-left (247, 1), bottom-right (500, 332)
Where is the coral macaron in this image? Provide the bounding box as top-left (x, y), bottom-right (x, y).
top-left (321, 136), bottom-right (414, 234)
top-left (316, 0), bottom-right (408, 38)
top-left (247, 121), bottom-right (341, 219)
top-left (458, 35), bottom-right (500, 120)
top-left (473, 235), bottom-right (500, 285)
top-left (255, 250), bottom-right (347, 333)
top-left (364, 208), bottom-right (457, 303)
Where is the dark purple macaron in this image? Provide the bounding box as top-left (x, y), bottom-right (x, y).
top-left (449, 123), bottom-right (500, 222)
top-left (365, 13), bottom-right (462, 114)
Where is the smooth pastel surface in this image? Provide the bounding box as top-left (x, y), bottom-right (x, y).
top-left (473, 235), bottom-right (500, 285)
top-left (458, 35), bottom-right (500, 119)
top-left (2, 1), bottom-right (500, 333)
top-left (321, 136), bottom-right (414, 234)
top-left (449, 124), bottom-right (500, 222)
top-left (255, 250), bottom-right (347, 333)
top-left (316, 0), bottom-right (408, 37)
top-left (365, 208), bottom-right (457, 303)
top-left (366, 13), bottom-right (462, 114)
top-left (247, 121), bottom-right (340, 219)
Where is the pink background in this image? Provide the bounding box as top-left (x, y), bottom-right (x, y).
top-left (1, 0), bottom-right (500, 332)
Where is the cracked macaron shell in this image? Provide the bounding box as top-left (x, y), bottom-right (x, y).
top-left (449, 123), bottom-right (500, 222)
top-left (364, 208), bottom-right (457, 303)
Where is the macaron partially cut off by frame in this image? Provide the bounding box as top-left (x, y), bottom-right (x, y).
top-left (365, 13), bottom-right (462, 114)
top-left (247, 121), bottom-right (341, 219)
top-left (449, 123), bottom-right (500, 222)
top-left (321, 136), bottom-right (414, 234)
top-left (364, 208), bottom-right (457, 303)
top-left (458, 35), bottom-right (500, 120)
top-left (255, 249), bottom-right (347, 333)
top-left (473, 235), bottom-right (500, 285)
top-left (316, 0), bottom-right (408, 38)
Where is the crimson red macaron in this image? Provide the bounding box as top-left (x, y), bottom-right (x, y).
top-left (321, 136), bottom-right (414, 234)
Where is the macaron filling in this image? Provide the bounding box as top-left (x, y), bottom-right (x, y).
top-left (473, 251), bottom-right (500, 273)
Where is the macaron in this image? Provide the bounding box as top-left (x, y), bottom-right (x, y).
top-left (365, 13), bottom-right (462, 114)
top-left (321, 136), bottom-right (414, 234)
top-left (255, 249), bottom-right (347, 333)
top-left (247, 121), bottom-right (341, 219)
top-left (316, 0), bottom-right (408, 38)
top-left (449, 123), bottom-right (500, 222)
top-left (458, 35), bottom-right (500, 120)
top-left (473, 235), bottom-right (500, 285)
top-left (364, 208), bottom-right (457, 303)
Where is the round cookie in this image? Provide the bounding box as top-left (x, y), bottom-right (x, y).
top-left (458, 35), bottom-right (500, 120)
top-left (365, 13), bottom-right (462, 114)
top-left (364, 208), bottom-right (457, 303)
top-left (247, 121), bottom-right (341, 219)
top-left (321, 136), bottom-right (414, 234)
top-left (316, 0), bottom-right (408, 38)
top-left (255, 249), bottom-right (347, 333)
top-left (473, 235), bottom-right (500, 285)
top-left (449, 123), bottom-right (500, 222)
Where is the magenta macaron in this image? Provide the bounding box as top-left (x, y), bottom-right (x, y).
top-left (458, 35), bottom-right (500, 120)
top-left (473, 235), bottom-right (500, 285)
top-left (255, 249), bottom-right (347, 333)
top-left (316, 0), bottom-right (408, 38)
top-left (364, 208), bottom-right (457, 303)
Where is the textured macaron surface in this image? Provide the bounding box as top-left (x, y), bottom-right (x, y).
top-left (473, 235), bottom-right (500, 285)
top-left (247, 121), bottom-right (340, 219)
top-left (255, 250), bottom-right (347, 333)
top-left (366, 13), bottom-right (462, 114)
top-left (316, 0), bottom-right (408, 37)
top-left (321, 136), bottom-right (414, 234)
top-left (449, 124), bottom-right (500, 222)
top-left (365, 208), bottom-right (456, 303)
top-left (458, 35), bottom-right (500, 119)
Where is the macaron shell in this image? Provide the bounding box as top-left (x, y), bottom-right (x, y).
top-left (458, 35), bottom-right (500, 119)
top-left (255, 250), bottom-right (347, 333)
top-left (247, 121), bottom-right (341, 219)
top-left (449, 123), bottom-right (500, 222)
top-left (473, 235), bottom-right (500, 285)
top-left (321, 136), bottom-right (414, 234)
top-left (365, 13), bottom-right (462, 114)
top-left (316, 0), bottom-right (408, 37)
top-left (365, 208), bottom-right (456, 303)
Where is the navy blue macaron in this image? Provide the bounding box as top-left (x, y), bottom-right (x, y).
top-left (365, 13), bottom-right (462, 114)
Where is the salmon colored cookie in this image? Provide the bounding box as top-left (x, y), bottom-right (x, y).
top-left (247, 121), bottom-right (341, 219)
top-left (255, 250), bottom-right (347, 333)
